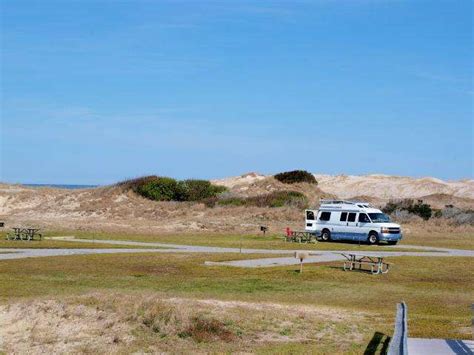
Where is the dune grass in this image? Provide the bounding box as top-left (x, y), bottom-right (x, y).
top-left (0, 291), bottom-right (377, 354)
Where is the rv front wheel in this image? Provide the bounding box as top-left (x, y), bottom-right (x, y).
top-left (321, 229), bottom-right (331, 242)
top-left (368, 232), bottom-right (379, 245)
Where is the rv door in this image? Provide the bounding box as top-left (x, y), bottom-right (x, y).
top-left (305, 210), bottom-right (316, 231)
top-left (356, 213), bottom-right (371, 242)
top-left (346, 212), bottom-right (358, 240)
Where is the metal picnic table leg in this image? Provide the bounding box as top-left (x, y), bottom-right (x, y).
top-left (373, 260), bottom-right (383, 275)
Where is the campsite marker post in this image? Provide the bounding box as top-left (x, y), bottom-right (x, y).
top-left (295, 252), bottom-right (309, 273)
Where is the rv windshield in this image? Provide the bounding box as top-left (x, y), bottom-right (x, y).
top-left (368, 213), bottom-right (391, 223)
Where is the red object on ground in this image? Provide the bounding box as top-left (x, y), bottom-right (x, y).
top-left (286, 227), bottom-right (292, 236)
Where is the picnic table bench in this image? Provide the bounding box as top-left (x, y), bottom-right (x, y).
top-left (6, 228), bottom-right (42, 241)
top-left (284, 229), bottom-right (318, 244)
top-left (340, 253), bottom-right (391, 275)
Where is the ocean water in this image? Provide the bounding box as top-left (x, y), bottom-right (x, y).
top-left (23, 184), bottom-right (99, 190)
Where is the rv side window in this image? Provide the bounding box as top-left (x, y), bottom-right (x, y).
top-left (340, 212), bottom-right (347, 222)
top-left (306, 211), bottom-right (315, 220)
top-left (359, 213), bottom-right (370, 223)
top-left (347, 213), bottom-right (356, 222)
top-left (319, 212), bottom-right (331, 221)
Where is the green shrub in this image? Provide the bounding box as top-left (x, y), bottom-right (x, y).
top-left (407, 201), bottom-right (432, 220)
top-left (119, 176), bottom-right (227, 202)
top-left (135, 177), bottom-right (182, 201)
top-left (183, 180), bottom-right (227, 201)
top-left (274, 170), bottom-right (317, 184)
top-left (383, 199), bottom-right (432, 220)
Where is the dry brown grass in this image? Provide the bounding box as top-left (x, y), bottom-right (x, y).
top-left (0, 292), bottom-right (373, 354)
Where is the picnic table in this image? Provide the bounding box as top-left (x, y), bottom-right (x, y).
top-left (340, 253), bottom-right (391, 275)
top-left (284, 230), bottom-right (318, 244)
top-left (6, 228), bottom-right (42, 241)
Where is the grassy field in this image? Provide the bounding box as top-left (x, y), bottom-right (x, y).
top-left (0, 226), bottom-right (472, 353)
top-left (401, 227), bottom-right (474, 249)
top-left (40, 228), bottom-right (473, 252)
top-left (0, 236), bottom-right (162, 249)
top-left (0, 248), bottom-right (472, 353)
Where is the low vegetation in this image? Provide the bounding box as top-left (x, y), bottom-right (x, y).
top-left (119, 176), bottom-right (309, 209)
top-left (384, 199), bottom-right (433, 220)
top-left (384, 199), bottom-right (474, 225)
top-left (437, 206), bottom-right (474, 225)
top-left (216, 191), bottom-right (308, 209)
top-left (274, 170), bottom-right (317, 185)
top-left (118, 176), bottom-right (226, 202)
top-left (0, 237), bottom-right (161, 249)
top-left (0, 292), bottom-right (371, 353)
top-left (0, 251), bottom-right (472, 346)
top-left (0, 228), bottom-right (472, 352)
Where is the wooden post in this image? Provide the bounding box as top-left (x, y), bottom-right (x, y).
top-left (294, 252), bottom-right (309, 274)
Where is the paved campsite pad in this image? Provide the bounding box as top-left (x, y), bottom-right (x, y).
top-left (408, 338), bottom-right (474, 354)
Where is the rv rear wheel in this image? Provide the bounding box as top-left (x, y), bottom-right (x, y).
top-left (368, 232), bottom-right (379, 245)
top-left (321, 229), bottom-right (331, 242)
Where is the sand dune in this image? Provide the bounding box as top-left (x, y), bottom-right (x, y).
top-left (0, 173), bottom-right (472, 234)
top-left (313, 174), bottom-right (474, 200)
top-left (214, 173), bottom-right (474, 208)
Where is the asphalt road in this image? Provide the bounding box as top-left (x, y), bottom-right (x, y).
top-left (0, 237), bottom-right (472, 267)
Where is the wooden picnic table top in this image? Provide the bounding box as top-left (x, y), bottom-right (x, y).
top-left (339, 253), bottom-right (386, 262)
top-left (341, 253), bottom-right (392, 274)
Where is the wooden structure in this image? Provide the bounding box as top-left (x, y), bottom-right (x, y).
top-left (340, 253), bottom-right (391, 274)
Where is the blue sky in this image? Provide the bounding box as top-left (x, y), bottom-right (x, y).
top-left (1, 0), bottom-right (472, 184)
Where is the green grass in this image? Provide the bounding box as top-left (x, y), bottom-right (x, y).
top-left (42, 230), bottom-right (452, 252)
top-left (1, 228), bottom-right (471, 352)
top-left (0, 251), bottom-right (471, 340)
top-left (402, 229), bottom-right (474, 249)
top-left (0, 236), bottom-right (162, 249)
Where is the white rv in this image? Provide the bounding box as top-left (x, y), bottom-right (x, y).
top-left (305, 200), bottom-right (402, 245)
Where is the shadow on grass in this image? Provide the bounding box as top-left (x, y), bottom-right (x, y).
top-left (364, 331), bottom-right (391, 355)
top-left (321, 240), bottom-right (396, 247)
top-left (328, 265), bottom-right (377, 275)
